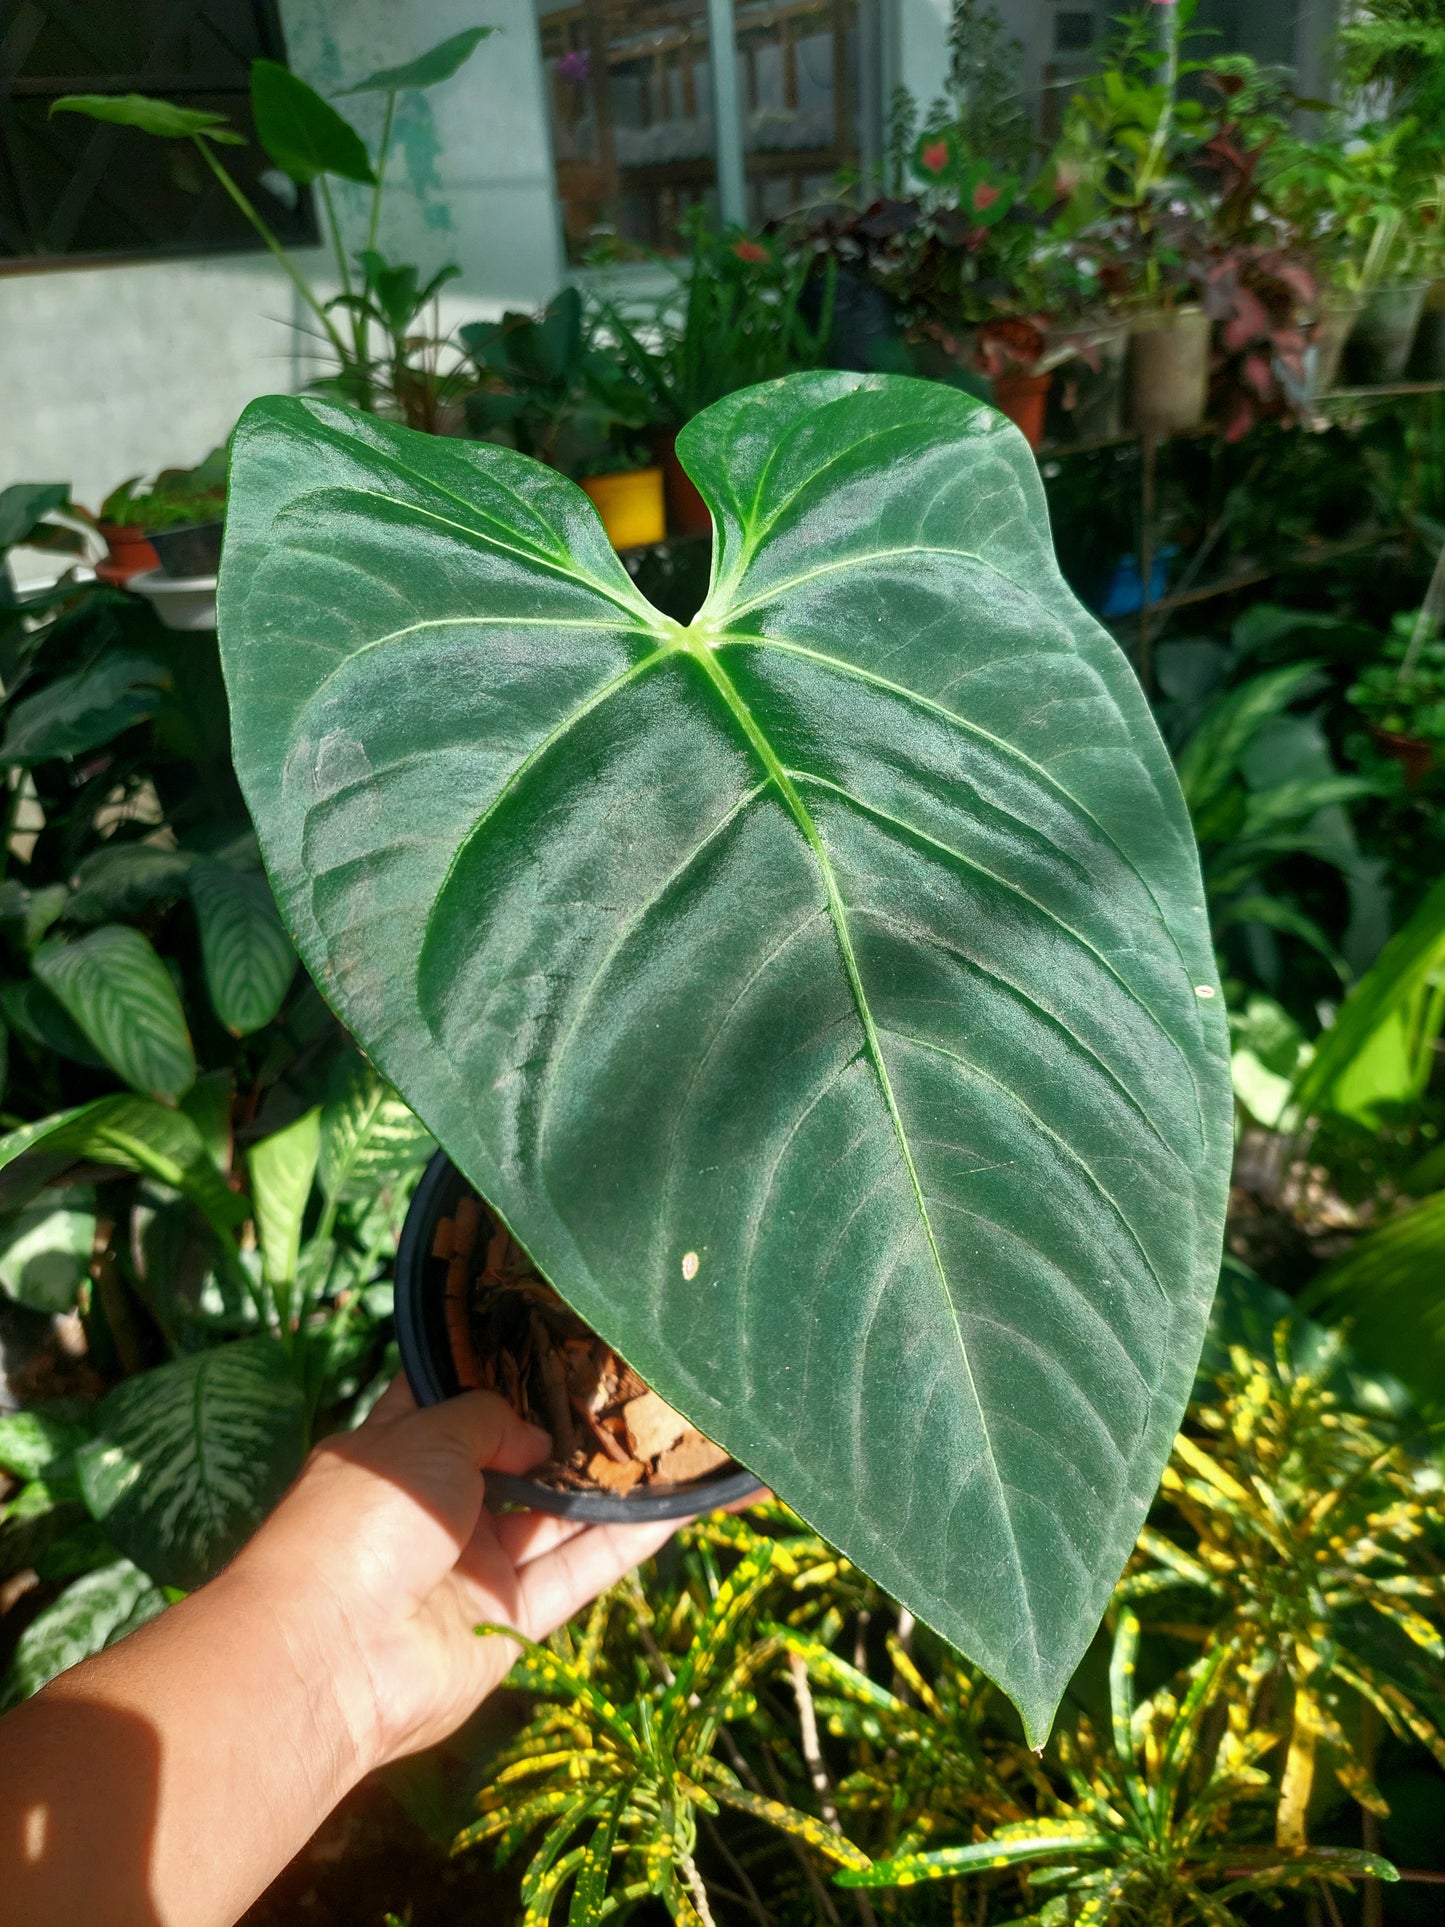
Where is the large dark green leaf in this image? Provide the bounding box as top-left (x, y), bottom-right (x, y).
top-left (338, 26), bottom-right (495, 95)
top-left (0, 649), bottom-right (170, 764)
top-left (250, 59), bottom-right (374, 186)
top-left (75, 1338), bottom-right (306, 1591)
top-left (189, 859), bottom-right (297, 1034)
top-left (217, 377), bottom-right (1232, 1742)
top-left (33, 925), bottom-right (195, 1099)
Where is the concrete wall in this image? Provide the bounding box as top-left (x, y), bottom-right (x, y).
top-left (1, 0), bottom-right (1346, 508)
top-left (0, 0), bottom-right (563, 509)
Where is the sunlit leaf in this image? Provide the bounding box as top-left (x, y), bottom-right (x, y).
top-left (75, 1338), bottom-right (305, 1590)
top-left (217, 376), bottom-right (1231, 1742)
top-left (34, 925), bottom-right (194, 1099)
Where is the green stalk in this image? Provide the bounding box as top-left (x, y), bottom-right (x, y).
top-left (319, 174), bottom-right (371, 410)
top-left (367, 90), bottom-right (397, 256)
top-left (193, 136), bottom-right (349, 361)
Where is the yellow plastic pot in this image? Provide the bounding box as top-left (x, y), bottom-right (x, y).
top-left (580, 466), bottom-right (665, 550)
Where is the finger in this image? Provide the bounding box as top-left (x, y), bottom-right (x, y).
top-left (516, 1517), bottom-right (682, 1641)
top-left (361, 1373), bottom-right (417, 1429)
top-left (493, 1509), bottom-right (589, 1567)
top-left (400, 1390), bottom-right (552, 1475)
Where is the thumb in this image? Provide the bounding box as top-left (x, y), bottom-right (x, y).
top-left (396, 1390), bottom-right (553, 1477)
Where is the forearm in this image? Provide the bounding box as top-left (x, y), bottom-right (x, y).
top-left (0, 1555), bottom-right (372, 1927)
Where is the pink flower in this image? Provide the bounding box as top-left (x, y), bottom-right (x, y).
top-left (920, 140), bottom-right (949, 175)
top-left (732, 239), bottom-right (769, 263)
top-left (973, 181), bottom-right (1001, 213)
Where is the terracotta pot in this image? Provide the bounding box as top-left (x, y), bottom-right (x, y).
top-left (1049, 317), bottom-right (1130, 442)
top-left (1126, 306), bottom-right (1211, 434)
top-left (991, 370), bottom-right (1053, 450)
top-left (96, 522), bottom-right (160, 585)
top-left (1309, 294), bottom-right (1367, 397)
top-left (652, 428), bottom-right (712, 537)
top-left (580, 467), bottom-right (666, 551)
top-left (1347, 281), bottom-right (1430, 385)
top-left (1406, 280), bottom-right (1445, 379)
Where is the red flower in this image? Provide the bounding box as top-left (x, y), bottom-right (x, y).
top-left (973, 181), bottom-right (1001, 213)
top-left (732, 239), bottom-right (769, 263)
top-left (920, 140), bottom-right (949, 175)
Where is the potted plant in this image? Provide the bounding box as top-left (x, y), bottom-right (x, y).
top-left (596, 217), bottom-right (837, 536)
top-left (101, 448), bottom-right (229, 581)
top-left (1350, 591), bottom-right (1445, 785)
top-left (214, 371), bottom-right (1232, 1748)
top-left (576, 437), bottom-right (666, 552)
top-left (54, 28), bottom-right (495, 429)
top-left (1049, 1), bottom-right (1215, 434)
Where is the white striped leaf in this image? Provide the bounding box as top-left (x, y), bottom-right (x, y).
top-left (0, 1096), bottom-right (248, 1236)
top-left (248, 1108), bottom-right (320, 1300)
top-left (75, 1337), bottom-right (306, 1590)
top-left (0, 1559), bottom-right (166, 1709)
top-left (189, 860), bottom-right (297, 1035)
top-left (33, 924), bottom-right (195, 1099)
top-left (318, 1060), bottom-right (436, 1202)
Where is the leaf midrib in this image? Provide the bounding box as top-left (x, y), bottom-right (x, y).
top-left (680, 631), bottom-right (1022, 1609)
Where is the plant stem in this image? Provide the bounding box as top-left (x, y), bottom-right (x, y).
top-left (367, 91), bottom-right (397, 256)
top-left (193, 138), bottom-right (349, 362)
top-left (319, 175), bottom-right (373, 414)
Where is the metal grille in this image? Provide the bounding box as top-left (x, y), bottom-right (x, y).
top-left (0, 0), bottom-right (316, 268)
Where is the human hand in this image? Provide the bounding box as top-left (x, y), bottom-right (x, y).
top-left (230, 1377), bottom-right (680, 1773)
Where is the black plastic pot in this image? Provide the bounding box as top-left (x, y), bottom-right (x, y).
top-left (395, 1150), bottom-right (765, 1522)
top-left (148, 520), bottom-right (224, 579)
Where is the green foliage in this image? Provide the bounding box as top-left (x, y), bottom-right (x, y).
top-left (846, 1611), bottom-right (1397, 1920)
top-left (75, 1338), bottom-right (307, 1590)
top-left (217, 374), bottom-right (1231, 1744)
top-left (460, 1548), bottom-right (869, 1925)
top-left (1307, 1191), bottom-right (1445, 1412)
top-left (49, 95), bottom-right (245, 143)
top-left (249, 59), bottom-right (374, 187)
top-left (1351, 608), bottom-right (1445, 741)
top-left (1294, 872), bottom-right (1445, 1125)
top-left (100, 447), bottom-right (227, 533)
top-left (0, 1559), bottom-right (167, 1711)
top-left (337, 25), bottom-right (496, 96)
top-left (34, 925), bottom-right (195, 1100)
top-left (594, 217), bottom-right (836, 427)
top-left (1131, 1330), bottom-right (1445, 1848)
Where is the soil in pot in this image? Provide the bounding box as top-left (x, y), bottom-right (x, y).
top-left (433, 1189), bottom-right (739, 1498)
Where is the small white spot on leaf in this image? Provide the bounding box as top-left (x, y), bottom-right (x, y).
top-left (1194, 985), bottom-right (1215, 999)
top-left (681, 1250), bottom-right (699, 1280)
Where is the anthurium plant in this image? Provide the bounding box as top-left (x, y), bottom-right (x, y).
top-left (216, 370), bottom-right (1232, 1743)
